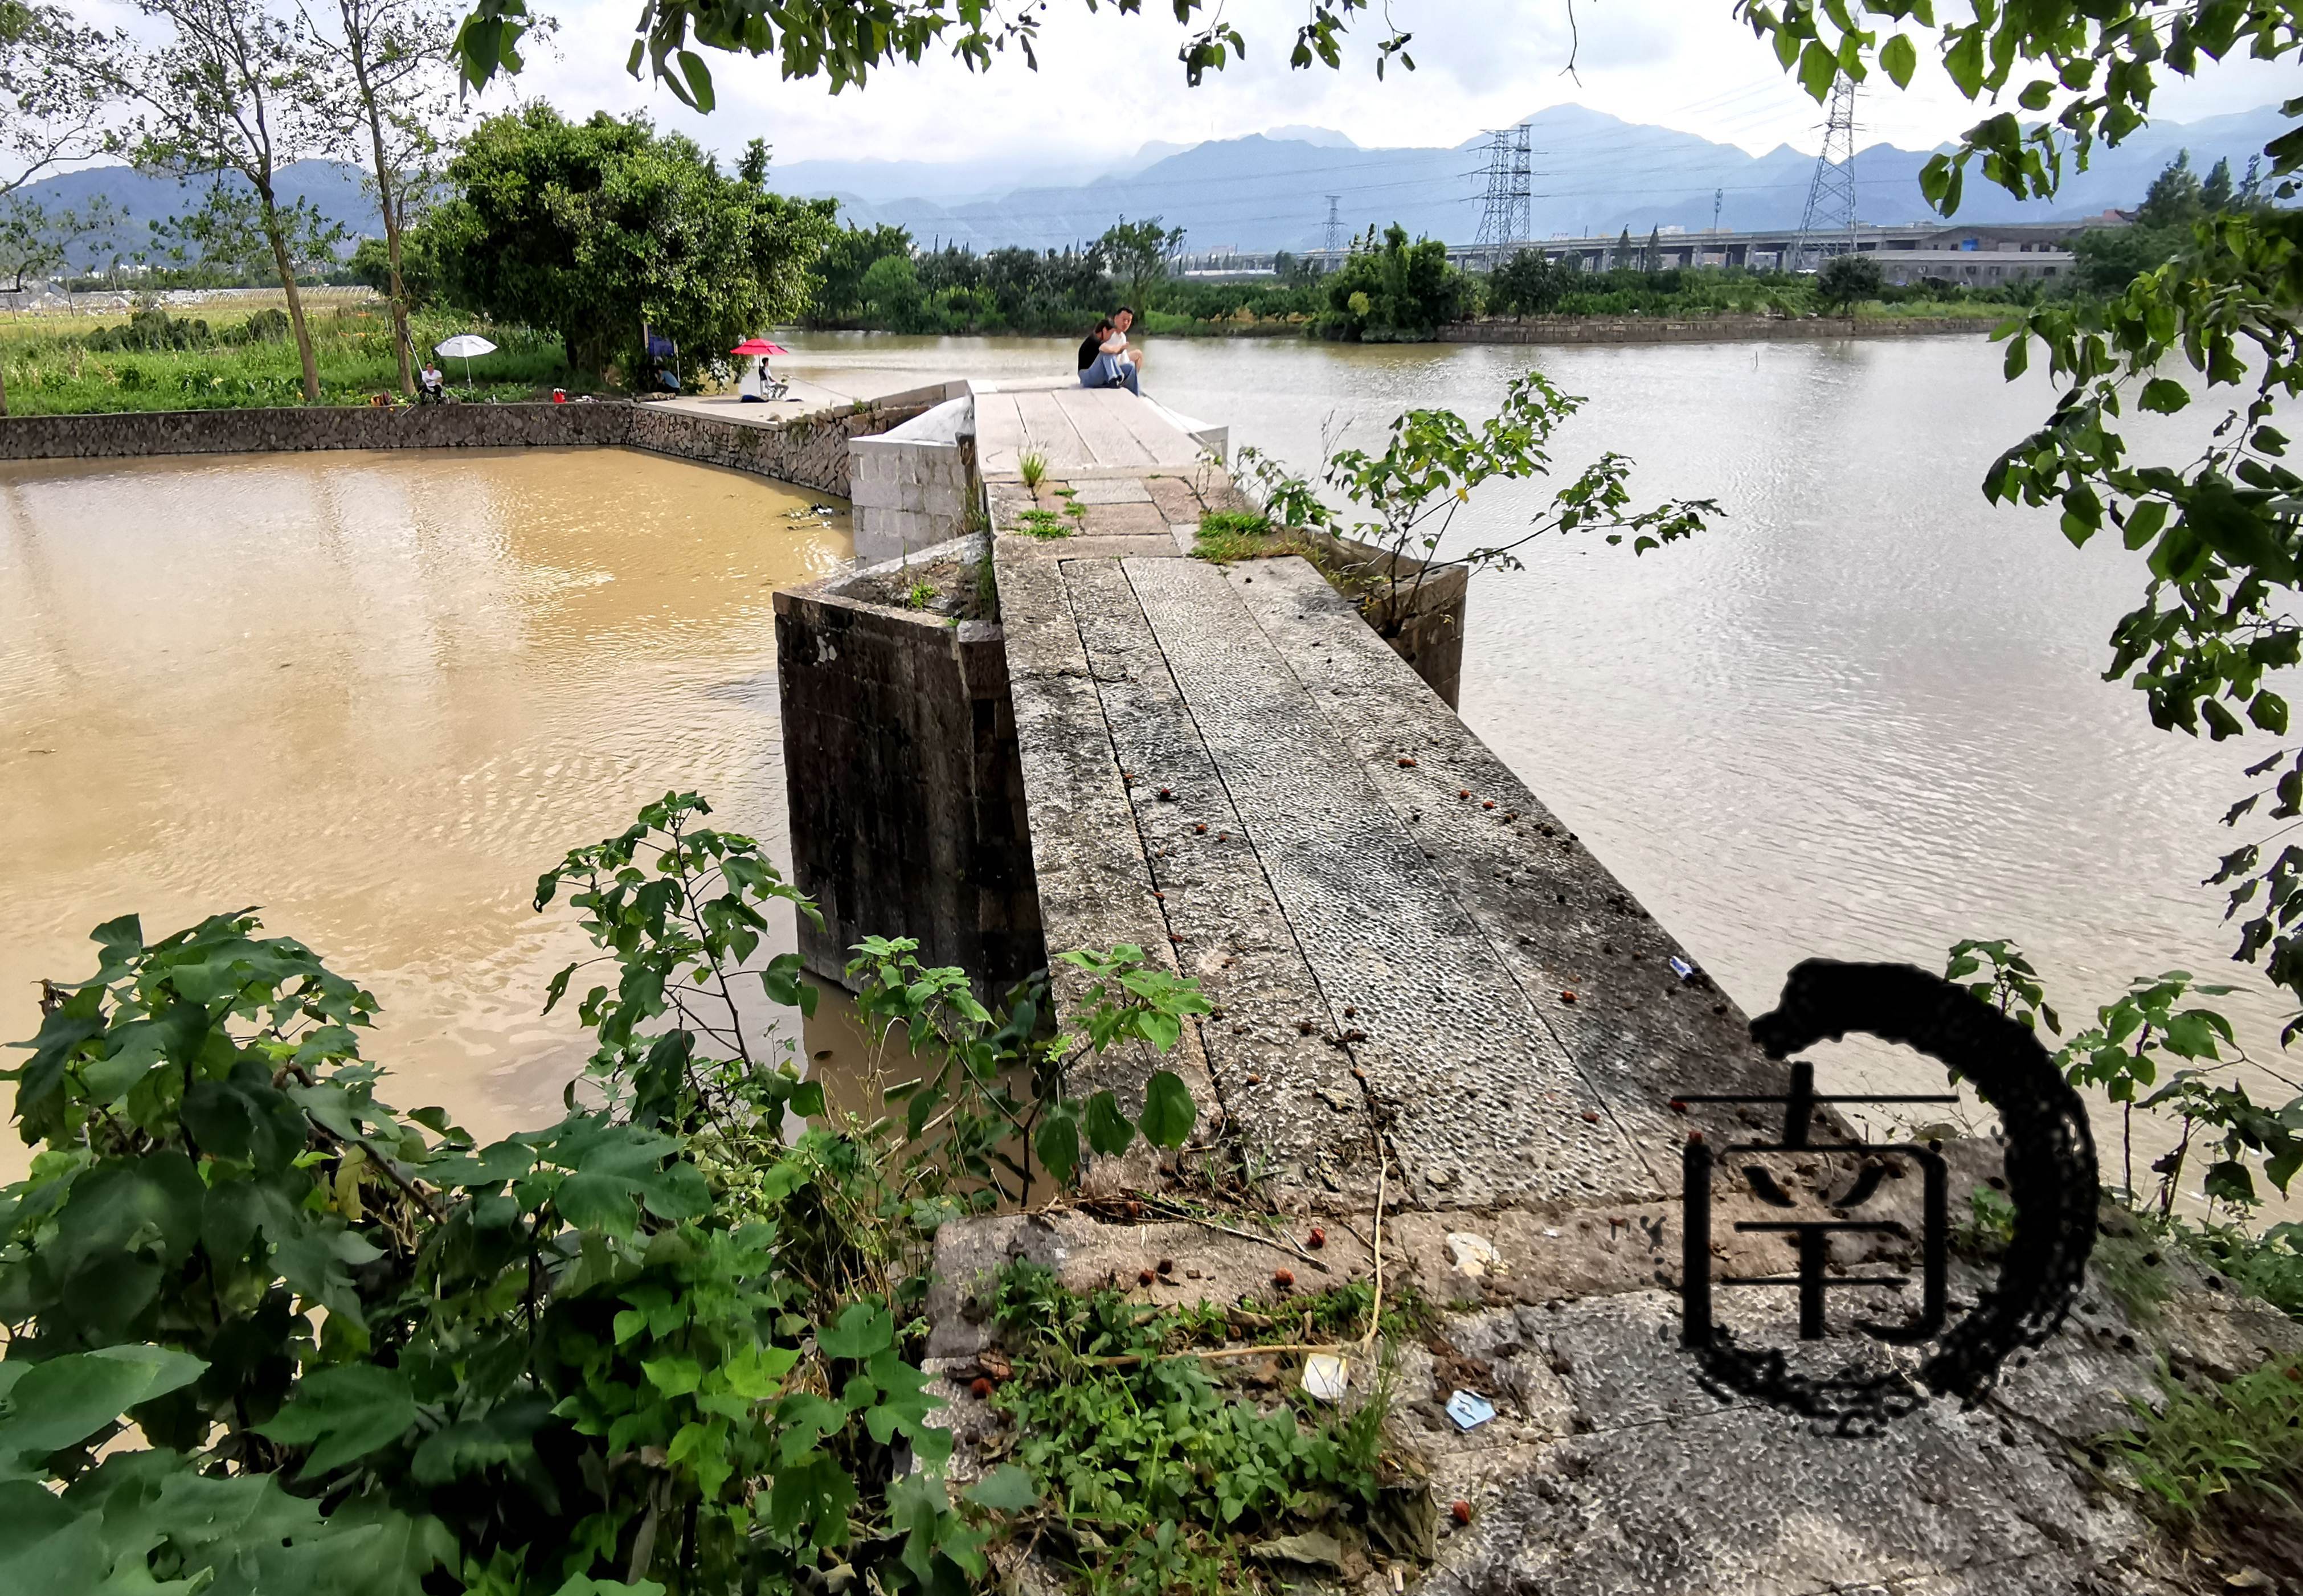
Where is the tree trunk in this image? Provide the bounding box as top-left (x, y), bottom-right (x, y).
top-left (361, 96), bottom-right (413, 395)
top-left (387, 253), bottom-right (412, 395)
top-left (265, 214), bottom-right (322, 403)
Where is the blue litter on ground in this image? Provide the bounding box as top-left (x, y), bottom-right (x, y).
top-left (1445, 1390), bottom-right (1496, 1431)
top-left (1668, 955), bottom-right (1696, 981)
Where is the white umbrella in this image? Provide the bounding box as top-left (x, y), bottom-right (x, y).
top-left (433, 333), bottom-right (497, 387)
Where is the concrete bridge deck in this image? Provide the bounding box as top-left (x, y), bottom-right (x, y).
top-left (991, 510), bottom-right (1770, 1210)
top-left (973, 380), bottom-right (1218, 480)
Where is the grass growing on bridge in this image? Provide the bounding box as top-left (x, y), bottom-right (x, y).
top-left (979, 1260), bottom-right (1437, 1593)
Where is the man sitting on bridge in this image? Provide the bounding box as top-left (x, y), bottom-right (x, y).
top-left (1075, 313), bottom-right (1142, 396)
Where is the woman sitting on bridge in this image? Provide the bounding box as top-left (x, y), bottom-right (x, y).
top-left (1075, 316), bottom-right (1141, 396)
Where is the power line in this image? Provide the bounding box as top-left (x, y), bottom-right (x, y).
top-left (1789, 76), bottom-right (1859, 273)
top-left (1322, 195), bottom-right (1342, 252)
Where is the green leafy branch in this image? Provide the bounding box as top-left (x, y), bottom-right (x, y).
top-left (1234, 370), bottom-right (1720, 641)
top-left (1946, 941), bottom-right (2303, 1223)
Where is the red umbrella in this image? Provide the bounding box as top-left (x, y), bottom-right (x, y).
top-left (731, 338), bottom-right (788, 356)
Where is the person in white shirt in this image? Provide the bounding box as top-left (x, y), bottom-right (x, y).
top-left (1105, 306), bottom-right (1144, 378)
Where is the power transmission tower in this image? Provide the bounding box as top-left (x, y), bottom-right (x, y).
top-left (1789, 75), bottom-right (1859, 273)
top-left (1472, 125), bottom-right (1533, 264)
top-left (1322, 195), bottom-right (1343, 255)
top-left (1712, 187), bottom-right (1723, 233)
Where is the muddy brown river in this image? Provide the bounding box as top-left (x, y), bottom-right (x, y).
top-left (0, 447), bottom-right (852, 1161)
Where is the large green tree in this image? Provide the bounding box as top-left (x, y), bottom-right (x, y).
top-left (1320, 223), bottom-right (1463, 342)
top-left (417, 105), bottom-right (836, 379)
top-left (1096, 215), bottom-right (1184, 309)
top-left (808, 220), bottom-right (913, 325)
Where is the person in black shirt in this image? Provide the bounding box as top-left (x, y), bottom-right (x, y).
top-left (1078, 320), bottom-right (1112, 375)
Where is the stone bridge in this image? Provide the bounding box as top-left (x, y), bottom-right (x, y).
top-left (772, 377), bottom-right (2298, 1596)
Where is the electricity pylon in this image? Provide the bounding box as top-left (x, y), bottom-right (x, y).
top-left (1472, 125), bottom-right (1533, 264)
top-left (1789, 75), bottom-right (1859, 273)
top-left (1322, 195), bottom-right (1343, 254)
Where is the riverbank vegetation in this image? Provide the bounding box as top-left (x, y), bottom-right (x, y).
top-left (0, 301), bottom-right (564, 411)
top-left (0, 792), bottom-right (1250, 1596)
top-left (800, 215), bottom-right (2046, 345)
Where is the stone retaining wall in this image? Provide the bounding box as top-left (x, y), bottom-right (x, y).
top-left (0, 402), bottom-right (633, 460)
top-left (1439, 313), bottom-right (2006, 346)
top-left (1294, 529), bottom-right (1468, 709)
top-left (774, 538), bottom-right (1042, 995)
top-left (0, 395), bottom-right (942, 500)
top-left (632, 392), bottom-right (946, 499)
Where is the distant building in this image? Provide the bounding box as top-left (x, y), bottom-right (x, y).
top-left (1873, 249), bottom-right (2073, 286)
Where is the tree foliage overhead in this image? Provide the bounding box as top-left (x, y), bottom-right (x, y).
top-left (448, 0), bottom-right (1414, 113)
top-left (416, 105), bottom-right (837, 376)
top-left (0, 1), bottom-right (118, 201)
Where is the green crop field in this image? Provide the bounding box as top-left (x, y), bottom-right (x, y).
top-left (0, 298), bottom-right (574, 414)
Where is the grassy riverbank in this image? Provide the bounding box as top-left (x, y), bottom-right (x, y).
top-left (1, 300), bottom-right (572, 414)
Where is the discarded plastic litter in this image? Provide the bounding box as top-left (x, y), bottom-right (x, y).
top-left (1300, 1353), bottom-right (1349, 1403)
top-left (1446, 1232), bottom-right (1500, 1279)
top-left (1668, 955), bottom-right (1696, 981)
top-left (1445, 1390), bottom-right (1496, 1431)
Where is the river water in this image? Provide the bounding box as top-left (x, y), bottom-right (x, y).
top-left (0, 448), bottom-right (852, 1159)
top-left (2, 337), bottom-right (2293, 1193)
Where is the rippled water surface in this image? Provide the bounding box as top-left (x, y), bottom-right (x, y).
top-left (0, 448), bottom-right (851, 1155)
top-left (785, 332), bottom-right (2293, 1145)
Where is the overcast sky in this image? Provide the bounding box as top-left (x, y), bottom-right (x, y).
top-left (494, 0), bottom-right (2292, 174)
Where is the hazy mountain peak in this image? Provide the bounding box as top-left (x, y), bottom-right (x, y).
top-left (1264, 125), bottom-right (1359, 149)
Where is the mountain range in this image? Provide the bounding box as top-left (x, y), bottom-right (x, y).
top-left (18, 100), bottom-right (2287, 267)
top-left (801, 101), bottom-right (2288, 252)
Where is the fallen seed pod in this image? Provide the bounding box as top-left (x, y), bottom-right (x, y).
top-left (1138, 1269), bottom-right (1156, 1286)
top-left (1157, 1259), bottom-right (1174, 1275)
top-left (1482, 800), bottom-right (1496, 810)
top-left (1561, 991), bottom-right (1578, 1004)
top-left (1307, 1227), bottom-right (1327, 1249)
top-left (1397, 756), bottom-right (1417, 768)
top-left (1271, 1269), bottom-right (1295, 1289)
top-left (971, 1378), bottom-right (993, 1399)
top-left (1451, 1501), bottom-right (1472, 1525)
